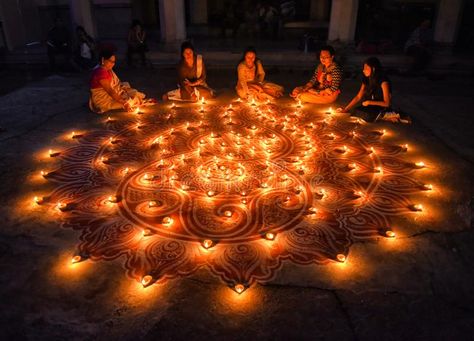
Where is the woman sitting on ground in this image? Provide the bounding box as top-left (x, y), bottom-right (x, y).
top-left (89, 49), bottom-right (149, 113)
top-left (236, 46), bottom-right (284, 101)
top-left (337, 57), bottom-right (391, 122)
top-left (163, 41), bottom-right (214, 101)
top-left (290, 45), bottom-right (343, 104)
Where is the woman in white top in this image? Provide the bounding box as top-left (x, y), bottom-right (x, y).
top-left (236, 46), bottom-right (284, 101)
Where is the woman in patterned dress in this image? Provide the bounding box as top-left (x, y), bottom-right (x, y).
top-left (235, 46), bottom-right (284, 101)
top-left (290, 45), bottom-right (343, 104)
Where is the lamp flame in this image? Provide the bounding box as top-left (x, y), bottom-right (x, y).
top-left (265, 232), bottom-right (276, 240)
top-left (141, 275), bottom-right (153, 287)
top-left (234, 283), bottom-right (246, 294)
top-left (162, 216), bottom-right (173, 226)
top-left (202, 239), bottom-right (213, 249)
top-left (415, 161), bottom-right (426, 168)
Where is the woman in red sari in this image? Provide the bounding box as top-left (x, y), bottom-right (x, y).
top-left (89, 50), bottom-right (147, 113)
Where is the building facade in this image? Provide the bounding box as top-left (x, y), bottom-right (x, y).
top-left (0, 0), bottom-right (469, 53)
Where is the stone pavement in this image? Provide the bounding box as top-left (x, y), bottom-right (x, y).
top-left (0, 67), bottom-right (473, 340)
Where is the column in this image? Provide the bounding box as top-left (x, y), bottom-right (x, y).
top-left (158, 0), bottom-right (186, 45)
top-left (189, 0), bottom-right (207, 25)
top-left (69, 0), bottom-right (97, 38)
top-left (328, 0), bottom-right (358, 42)
top-left (0, 0), bottom-right (26, 50)
top-left (434, 0), bottom-right (463, 46)
top-left (17, 0), bottom-right (42, 44)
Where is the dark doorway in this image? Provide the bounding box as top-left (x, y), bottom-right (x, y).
top-left (454, 0), bottom-right (474, 54)
top-left (354, 0), bottom-right (436, 54)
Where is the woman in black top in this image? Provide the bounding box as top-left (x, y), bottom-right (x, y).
top-left (338, 57), bottom-right (391, 122)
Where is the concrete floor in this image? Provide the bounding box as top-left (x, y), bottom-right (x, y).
top-left (0, 66), bottom-right (473, 340)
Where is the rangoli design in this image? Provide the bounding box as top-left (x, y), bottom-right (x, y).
top-left (33, 99), bottom-right (432, 291)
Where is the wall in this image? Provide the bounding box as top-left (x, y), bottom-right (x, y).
top-left (0, 0), bottom-right (26, 50)
top-left (93, 1), bottom-right (132, 39)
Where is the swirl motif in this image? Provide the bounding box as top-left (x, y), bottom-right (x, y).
top-left (31, 100), bottom-right (436, 287)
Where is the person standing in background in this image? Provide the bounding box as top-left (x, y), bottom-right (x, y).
top-left (73, 26), bottom-right (96, 70)
top-left (46, 17), bottom-right (71, 72)
top-left (127, 20), bottom-right (147, 67)
top-left (404, 19), bottom-right (433, 75)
